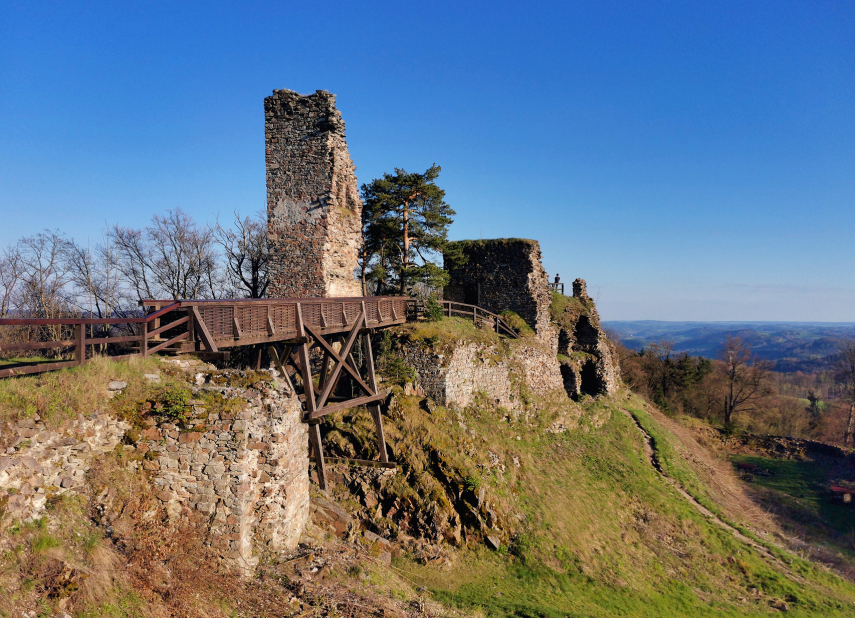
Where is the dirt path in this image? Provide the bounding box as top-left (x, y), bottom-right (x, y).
top-left (620, 408), bottom-right (806, 583)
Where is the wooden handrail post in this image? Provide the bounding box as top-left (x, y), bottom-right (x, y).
top-left (141, 321), bottom-right (149, 357)
top-left (75, 323), bottom-right (86, 366)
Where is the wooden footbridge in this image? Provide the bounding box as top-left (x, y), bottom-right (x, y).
top-left (0, 295), bottom-right (520, 491)
top-left (0, 296), bottom-right (409, 491)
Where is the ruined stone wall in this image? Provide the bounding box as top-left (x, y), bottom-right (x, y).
top-left (399, 339), bottom-right (564, 411)
top-left (139, 378), bottom-right (309, 573)
top-left (0, 368), bottom-right (311, 575)
top-left (0, 413), bottom-right (130, 523)
top-left (444, 239), bottom-right (556, 349)
top-left (555, 278), bottom-right (619, 397)
top-left (265, 89), bottom-right (362, 298)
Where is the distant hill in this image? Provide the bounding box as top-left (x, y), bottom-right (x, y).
top-left (603, 321), bottom-right (855, 372)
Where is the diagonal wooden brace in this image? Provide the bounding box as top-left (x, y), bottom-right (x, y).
top-left (312, 311), bottom-right (364, 411)
top-left (304, 322), bottom-right (375, 399)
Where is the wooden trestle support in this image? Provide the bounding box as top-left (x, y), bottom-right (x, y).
top-left (266, 301), bottom-right (392, 491)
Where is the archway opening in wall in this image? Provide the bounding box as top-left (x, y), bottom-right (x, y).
top-left (580, 360), bottom-right (601, 396)
top-left (574, 315), bottom-right (600, 347)
top-left (463, 285), bottom-right (478, 306)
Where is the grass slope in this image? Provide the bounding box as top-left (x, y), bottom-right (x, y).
top-left (388, 393), bottom-right (855, 617)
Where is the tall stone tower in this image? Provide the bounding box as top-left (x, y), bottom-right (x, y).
top-left (265, 89), bottom-right (362, 298)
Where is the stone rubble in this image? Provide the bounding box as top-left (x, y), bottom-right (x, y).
top-left (0, 413), bottom-right (130, 523)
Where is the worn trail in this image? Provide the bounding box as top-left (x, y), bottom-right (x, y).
top-left (620, 408), bottom-right (806, 584)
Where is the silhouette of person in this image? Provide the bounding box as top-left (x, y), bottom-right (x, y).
top-left (554, 274), bottom-right (560, 284)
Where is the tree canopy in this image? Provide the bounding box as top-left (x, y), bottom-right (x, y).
top-left (360, 165), bottom-right (461, 295)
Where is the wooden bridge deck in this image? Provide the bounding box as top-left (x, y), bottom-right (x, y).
top-left (141, 296), bottom-right (409, 353)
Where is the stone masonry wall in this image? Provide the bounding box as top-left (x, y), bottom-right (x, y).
top-left (0, 413), bottom-right (130, 523)
top-left (0, 368), bottom-right (311, 576)
top-left (400, 339), bottom-right (564, 411)
top-left (556, 278), bottom-right (620, 397)
top-left (265, 89), bottom-right (362, 298)
top-left (139, 378), bottom-right (309, 573)
top-left (444, 239), bottom-right (556, 350)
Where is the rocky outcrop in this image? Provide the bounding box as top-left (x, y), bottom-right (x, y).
top-left (553, 278), bottom-right (619, 397)
top-left (265, 89), bottom-right (362, 298)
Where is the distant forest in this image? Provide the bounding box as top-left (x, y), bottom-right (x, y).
top-left (608, 322), bottom-right (855, 450)
top-left (606, 320), bottom-right (855, 372)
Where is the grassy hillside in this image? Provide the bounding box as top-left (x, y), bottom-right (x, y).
top-left (3, 336), bottom-right (855, 616)
top-left (373, 393), bottom-right (855, 617)
top-left (317, 321), bottom-right (855, 617)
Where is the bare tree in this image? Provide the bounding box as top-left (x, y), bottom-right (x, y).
top-left (837, 340), bottom-right (855, 446)
top-left (719, 336), bottom-right (771, 428)
top-left (0, 245), bottom-right (22, 318)
top-left (65, 232), bottom-right (125, 319)
top-left (15, 231), bottom-right (73, 343)
top-left (17, 231), bottom-right (72, 318)
top-left (111, 209), bottom-right (223, 301)
top-left (214, 210), bottom-right (269, 298)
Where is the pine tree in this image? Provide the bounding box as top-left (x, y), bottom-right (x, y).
top-left (360, 165), bottom-right (462, 295)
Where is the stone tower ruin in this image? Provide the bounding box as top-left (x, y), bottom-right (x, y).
top-left (265, 89), bottom-right (362, 298)
top-left (443, 239), bottom-right (557, 348)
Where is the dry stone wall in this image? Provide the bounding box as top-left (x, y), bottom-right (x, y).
top-left (0, 366), bottom-right (311, 576)
top-left (399, 339), bottom-right (564, 411)
top-left (444, 239), bottom-right (557, 350)
top-left (138, 377), bottom-right (309, 573)
top-left (0, 413), bottom-right (130, 523)
top-left (265, 89), bottom-right (362, 298)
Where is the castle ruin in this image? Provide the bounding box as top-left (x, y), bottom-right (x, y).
top-left (443, 238), bottom-right (619, 397)
top-left (265, 89), bottom-right (362, 298)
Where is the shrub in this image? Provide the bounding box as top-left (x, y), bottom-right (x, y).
top-left (424, 297), bottom-right (444, 322)
top-left (499, 310), bottom-right (535, 337)
top-left (157, 385), bottom-right (189, 420)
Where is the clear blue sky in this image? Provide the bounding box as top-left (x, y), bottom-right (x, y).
top-left (1, 1), bottom-right (853, 321)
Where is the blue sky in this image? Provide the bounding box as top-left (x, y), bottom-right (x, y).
top-left (1, 1), bottom-right (853, 320)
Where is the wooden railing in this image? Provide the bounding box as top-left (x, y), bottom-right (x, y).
top-left (0, 296), bottom-right (409, 379)
top-left (0, 303), bottom-right (182, 378)
top-left (438, 301), bottom-right (519, 339)
top-left (548, 282), bottom-right (564, 295)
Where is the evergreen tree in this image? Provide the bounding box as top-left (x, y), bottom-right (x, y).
top-left (360, 165), bottom-right (461, 295)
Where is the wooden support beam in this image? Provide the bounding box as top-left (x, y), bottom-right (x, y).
top-left (312, 311), bottom-right (364, 411)
top-left (267, 314), bottom-right (275, 336)
top-left (232, 315), bottom-right (242, 339)
top-left (324, 457), bottom-right (397, 469)
top-left (308, 424), bottom-right (328, 492)
top-left (296, 302), bottom-right (327, 491)
top-left (268, 344), bottom-right (295, 394)
top-left (304, 323), bottom-right (375, 399)
top-left (305, 392), bottom-right (387, 420)
top-left (362, 324), bottom-right (389, 463)
top-left (191, 306), bottom-right (218, 352)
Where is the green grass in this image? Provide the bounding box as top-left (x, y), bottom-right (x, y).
top-left (731, 454), bottom-right (855, 547)
top-left (391, 393), bottom-right (855, 616)
top-left (0, 356), bottom-right (55, 367)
